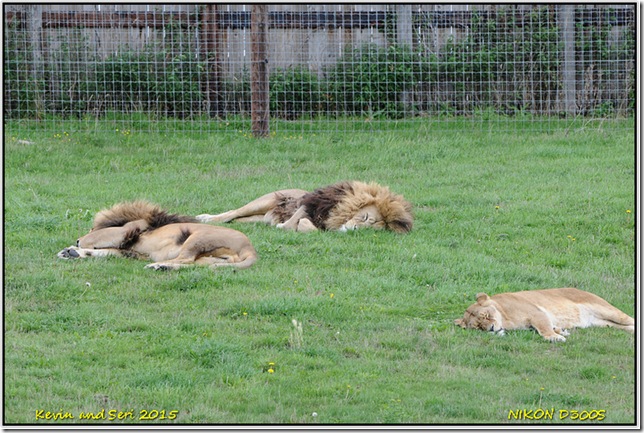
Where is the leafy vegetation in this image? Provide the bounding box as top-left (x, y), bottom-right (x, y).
top-left (4, 119), bottom-right (635, 425)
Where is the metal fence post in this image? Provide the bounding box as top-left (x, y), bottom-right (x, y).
top-left (396, 5), bottom-right (413, 112)
top-left (396, 4), bottom-right (412, 46)
top-left (25, 4), bottom-right (44, 114)
top-left (560, 5), bottom-right (577, 116)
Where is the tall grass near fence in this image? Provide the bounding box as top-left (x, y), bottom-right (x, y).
top-left (3, 119), bottom-right (636, 424)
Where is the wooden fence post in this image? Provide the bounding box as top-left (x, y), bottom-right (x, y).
top-left (202, 4), bottom-right (223, 118)
top-left (251, 5), bottom-right (269, 138)
top-left (559, 5), bottom-right (576, 116)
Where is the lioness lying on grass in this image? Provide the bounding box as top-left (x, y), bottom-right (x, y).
top-left (454, 288), bottom-right (634, 342)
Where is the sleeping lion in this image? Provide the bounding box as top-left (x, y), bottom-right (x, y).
top-left (454, 288), bottom-right (634, 342)
top-left (57, 201), bottom-right (257, 270)
top-left (196, 180), bottom-right (413, 233)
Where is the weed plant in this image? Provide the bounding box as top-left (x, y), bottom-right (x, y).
top-left (3, 119), bottom-right (635, 424)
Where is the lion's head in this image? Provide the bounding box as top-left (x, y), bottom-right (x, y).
top-left (454, 293), bottom-right (505, 335)
top-left (325, 181), bottom-right (413, 233)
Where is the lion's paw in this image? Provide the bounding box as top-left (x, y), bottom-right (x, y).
top-left (58, 247), bottom-right (80, 259)
top-left (546, 334), bottom-right (566, 343)
top-left (195, 214), bottom-right (214, 223)
top-left (145, 263), bottom-right (170, 271)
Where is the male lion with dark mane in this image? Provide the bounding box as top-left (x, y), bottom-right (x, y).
top-left (58, 201), bottom-right (257, 270)
top-left (196, 181), bottom-right (413, 233)
top-left (454, 288), bottom-right (634, 342)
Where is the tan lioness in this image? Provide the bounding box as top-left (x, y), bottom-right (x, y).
top-left (57, 201), bottom-right (257, 270)
top-left (196, 181), bottom-right (413, 233)
top-left (454, 288), bottom-right (634, 342)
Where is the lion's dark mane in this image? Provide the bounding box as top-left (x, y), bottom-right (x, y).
top-left (93, 201), bottom-right (196, 231)
top-left (301, 182), bottom-right (353, 229)
top-left (272, 194), bottom-right (302, 225)
top-left (271, 181), bottom-right (353, 229)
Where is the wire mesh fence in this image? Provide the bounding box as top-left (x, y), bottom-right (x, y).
top-left (3, 4), bottom-right (636, 136)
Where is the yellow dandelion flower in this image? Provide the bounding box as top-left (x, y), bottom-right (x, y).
top-left (267, 368), bottom-right (274, 374)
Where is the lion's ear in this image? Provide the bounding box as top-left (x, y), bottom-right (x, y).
top-left (476, 293), bottom-right (491, 305)
top-left (388, 217), bottom-right (413, 233)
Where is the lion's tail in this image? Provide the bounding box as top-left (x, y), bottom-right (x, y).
top-left (210, 247), bottom-right (258, 270)
top-left (232, 249), bottom-right (258, 270)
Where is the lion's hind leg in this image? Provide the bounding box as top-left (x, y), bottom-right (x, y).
top-left (147, 230), bottom-right (257, 270)
top-left (589, 304), bottom-right (635, 333)
top-left (146, 255), bottom-right (219, 271)
top-left (196, 210), bottom-right (242, 223)
top-left (146, 255), bottom-right (253, 271)
top-left (196, 189), bottom-right (307, 224)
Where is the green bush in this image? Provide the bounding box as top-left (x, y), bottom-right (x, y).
top-left (3, 21), bottom-right (45, 119)
top-left (219, 67), bottom-right (325, 120)
top-left (90, 49), bottom-right (204, 118)
top-left (326, 44), bottom-right (429, 118)
top-left (90, 52), bottom-right (154, 112)
top-left (270, 66), bottom-right (324, 120)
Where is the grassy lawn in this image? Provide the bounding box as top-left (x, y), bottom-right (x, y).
top-left (3, 119), bottom-right (636, 425)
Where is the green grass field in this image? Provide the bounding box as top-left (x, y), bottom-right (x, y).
top-left (4, 119), bottom-right (636, 425)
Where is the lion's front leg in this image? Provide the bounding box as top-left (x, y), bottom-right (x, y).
top-left (296, 218), bottom-right (318, 232)
top-left (530, 315), bottom-right (567, 342)
top-left (553, 327), bottom-right (570, 337)
top-left (276, 206), bottom-right (311, 231)
top-left (57, 246), bottom-right (123, 259)
top-left (58, 246), bottom-right (82, 259)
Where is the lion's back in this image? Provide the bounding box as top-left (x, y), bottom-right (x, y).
top-left (494, 288), bottom-right (618, 328)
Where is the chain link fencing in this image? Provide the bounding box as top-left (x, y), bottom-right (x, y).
top-left (3, 4), bottom-right (636, 136)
